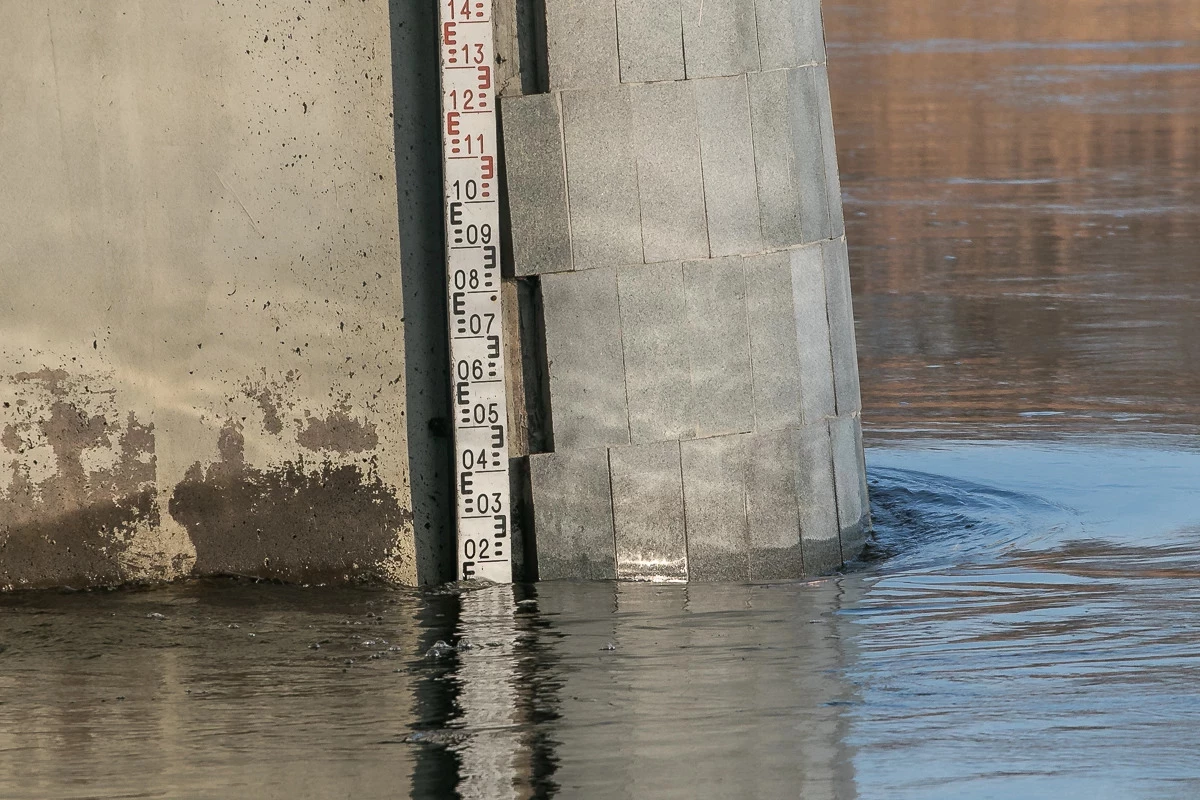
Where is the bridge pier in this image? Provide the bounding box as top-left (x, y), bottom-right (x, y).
top-left (498, 0), bottom-right (869, 581)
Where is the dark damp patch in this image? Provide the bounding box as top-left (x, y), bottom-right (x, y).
top-left (0, 488), bottom-right (156, 590)
top-left (0, 424), bottom-right (20, 453)
top-left (169, 422), bottom-right (410, 584)
top-left (0, 370), bottom-right (158, 590)
top-left (749, 544), bottom-right (807, 582)
top-left (13, 368), bottom-right (71, 395)
top-left (236, 371), bottom-right (300, 438)
top-left (296, 404), bottom-right (380, 454)
top-left (686, 543), bottom-right (751, 583)
top-left (241, 372), bottom-right (301, 437)
top-left (802, 536), bottom-right (845, 577)
top-left (255, 388), bottom-right (285, 435)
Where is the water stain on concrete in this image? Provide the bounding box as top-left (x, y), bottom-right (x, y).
top-left (242, 371), bottom-right (300, 437)
top-left (0, 424), bottom-right (19, 453)
top-left (0, 369), bottom-right (158, 589)
top-left (297, 404), bottom-right (380, 454)
top-left (169, 421), bottom-right (410, 584)
top-left (254, 387), bottom-right (285, 435)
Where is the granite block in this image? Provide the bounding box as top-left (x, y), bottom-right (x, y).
top-left (683, 256), bottom-right (754, 437)
top-left (616, 0), bottom-right (685, 83)
top-left (790, 243), bottom-right (837, 423)
top-left (632, 80), bottom-right (709, 263)
top-left (830, 414), bottom-right (870, 560)
top-left (541, 267), bottom-right (631, 449)
top-left (744, 251), bottom-right (803, 431)
top-left (795, 421), bottom-right (841, 574)
top-left (501, 94), bottom-right (572, 276)
top-left (562, 86), bottom-right (644, 269)
top-left (745, 429), bottom-right (804, 581)
top-left (695, 75), bottom-right (763, 258)
top-left (748, 70), bottom-right (804, 249)
top-left (815, 66), bottom-right (845, 238)
top-left (618, 261), bottom-right (693, 443)
top-left (821, 237), bottom-right (862, 415)
top-left (755, 0), bottom-right (826, 70)
top-left (681, 0), bottom-right (760, 78)
top-left (530, 448), bottom-right (618, 579)
top-left (610, 441), bottom-right (689, 582)
top-left (786, 66), bottom-right (833, 244)
top-left (681, 434), bottom-right (751, 582)
top-left (545, 0), bottom-right (620, 90)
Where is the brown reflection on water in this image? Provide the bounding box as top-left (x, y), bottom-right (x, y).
top-left (0, 581), bottom-right (860, 800)
top-left (825, 0), bottom-right (1200, 439)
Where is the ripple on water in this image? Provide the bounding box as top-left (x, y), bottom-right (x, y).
top-left (844, 442), bottom-right (1200, 799)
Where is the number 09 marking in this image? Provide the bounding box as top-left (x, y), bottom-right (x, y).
top-left (440, 0), bottom-right (512, 583)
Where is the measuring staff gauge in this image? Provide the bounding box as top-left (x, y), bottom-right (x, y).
top-left (439, 0), bottom-right (512, 583)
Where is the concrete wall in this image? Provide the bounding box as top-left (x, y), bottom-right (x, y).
top-left (0, 1), bottom-right (426, 589)
top-left (503, 0), bottom-right (871, 581)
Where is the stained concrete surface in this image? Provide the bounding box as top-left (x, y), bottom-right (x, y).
top-left (0, 369), bottom-right (160, 588)
top-left (169, 422), bottom-right (412, 583)
top-left (0, 0), bottom-right (420, 588)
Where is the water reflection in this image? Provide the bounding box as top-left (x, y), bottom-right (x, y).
top-left (826, 0), bottom-right (1200, 439)
top-left (0, 585), bottom-right (432, 797)
top-left (410, 582), bottom-right (858, 799)
top-left (418, 587), bottom-right (541, 799)
top-left (530, 583), bottom-right (857, 799)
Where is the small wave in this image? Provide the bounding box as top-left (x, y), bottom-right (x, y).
top-left (867, 466), bottom-right (1084, 570)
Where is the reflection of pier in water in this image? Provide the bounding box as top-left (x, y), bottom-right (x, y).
top-left (827, 0), bottom-right (1200, 438)
top-left (418, 582), bottom-right (860, 798)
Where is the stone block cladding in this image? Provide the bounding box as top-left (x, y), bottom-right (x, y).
top-left (503, 0), bottom-right (869, 581)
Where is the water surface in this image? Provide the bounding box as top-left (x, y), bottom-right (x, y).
top-left (830, 0), bottom-right (1200, 439)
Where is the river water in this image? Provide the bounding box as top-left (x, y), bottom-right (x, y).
top-left (2, 1), bottom-right (1198, 797)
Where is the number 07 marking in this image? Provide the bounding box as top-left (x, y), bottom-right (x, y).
top-left (440, 0), bottom-right (512, 583)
